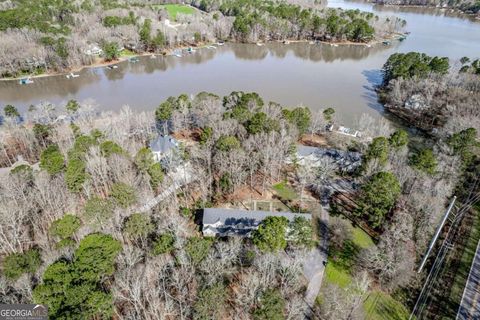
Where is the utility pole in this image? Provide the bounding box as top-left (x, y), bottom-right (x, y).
top-left (418, 196), bottom-right (457, 273)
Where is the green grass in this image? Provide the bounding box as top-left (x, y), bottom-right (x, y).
top-left (352, 226), bottom-right (374, 249)
top-left (323, 218), bottom-right (374, 289)
top-left (155, 4), bottom-right (195, 21)
top-left (325, 260), bottom-right (352, 288)
top-left (364, 291), bottom-right (410, 320)
top-left (272, 181), bottom-right (298, 201)
top-left (120, 48), bottom-right (136, 57)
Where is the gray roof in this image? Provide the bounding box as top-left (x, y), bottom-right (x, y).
top-left (202, 208), bottom-right (311, 237)
top-left (149, 135), bottom-right (179, 154)
top-left (296, 145), bottom-right (362, 170)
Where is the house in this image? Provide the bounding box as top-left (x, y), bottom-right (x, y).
top-left (149, 135), bottom-right (180, 168)
top-left (292, 145), bottom-right (362, 173)
top-left (84, 44), bottom-right (103, 56)
top-left (202, 208), bottom-right (311, 237)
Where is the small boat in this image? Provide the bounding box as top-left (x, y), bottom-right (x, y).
top-left (128, 57), bottom-right (140, 63)
top-left (332, 43), bottom-right (339, 47)
top-left (309, 41), bottom-right (314, 45)
top-left (283, 40), bottom-right (290, 44)
top-left (150, 54), bottom-right (156, 59)
top-left (216, 41), bottom-right (225, 46)
top-left (187, 47), bottom-right (196, 54)
top-left (66, 73), bottom-right (80, 79)
top-left (366, 44), bottom-right (372, 48)
top-left (382, 40), bottom-right (391, 45)
top-left (398, 35), bottom-right (407, 41)
top-left (19, 77), bottom-right (33, 85)
top-left (206, 45), bottom-right (217, 50)
top-left (106, 65), bottom-right (118, 70)
top-left (173, 50), bottom-right (182, 58)
top-left (256, 42), bottom-right (264, 46)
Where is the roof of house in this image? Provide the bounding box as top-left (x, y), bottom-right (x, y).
top-left (149, 135), bottom-right (179, 154)
top-left (202, 208), bottom-right (311, 236)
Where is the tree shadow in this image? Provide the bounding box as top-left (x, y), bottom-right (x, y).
top-left (362, 69), bottom-right (384, 113)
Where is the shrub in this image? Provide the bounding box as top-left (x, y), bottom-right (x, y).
top-left (124, 213), bottom-right (154, 240)
top-left (40, 145), bottom-right (65, 175)
top-left (3, 249), bottom-right (42, 280)
top-left (152, 233), bottom-right (175, 255)
top-left (110, 182), bottom-right (137, 208)
top-left (50, 214), bottom-right (81, 239)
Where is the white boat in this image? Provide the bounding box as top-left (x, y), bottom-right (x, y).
top-left (309, 41), bottom-right (314, 44)
top-left (150, 54), bottom-right (156, 59)
top-left (66, 73), bottom-right (80, 79)
top-left (106, 65), bottom-right (119, 70)
top-left (216, 41), bottom-right (225, 46)
top-left (256, 42), bottom-right (264, 46)
top-left (19, 77), bottom-right (33, 85)
top-left (206, 45), bottom-right (217, 50)
top-left (332, 44), bottom-right (339, 47)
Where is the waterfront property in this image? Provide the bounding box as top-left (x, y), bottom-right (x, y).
top-left (149, 135), bottom-right (181, 169)
top-left (202, 208), bottom-right (311, 237)
top-left (293, 145), bottom-right (362, 173)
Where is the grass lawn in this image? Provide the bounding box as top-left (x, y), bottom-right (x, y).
top-left (323, 218), bottom-right (374, 289)
top-left (272, 181), bottom-right (298, 201)
top-left (156, 4), bottom-right (195, 20)
top-left (120, 48), bottom-right (136, 57)
top-left (352, 225), bottom-right (374, 249)
top-left (364, 291), bottom-right (410, 320)
top-left (325, 260), bottom-right (352, 288)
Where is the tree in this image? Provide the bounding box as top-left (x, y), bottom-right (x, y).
top-left (124, 213), bottom-right (154, 240)
top-left (194, 284), bottom-right (226, 320)
top-left (215, 135), bottom-right (241, 152)
top-left (323, 108), bottom-right (335, 122)
top-left (65, 158), bottom-right (86, 192)
top-left (147, 162), bottom-right (164, 189)
top-left (288, 217), bottom-right (314, 248)
top-left (100, 140), bottom-right (124, 157)
top-left (33, 234), bottom-right (121, 319)
top-left (151, 233), bottom-right (175, 255)
top-left (200, 127), bottom-right (213, 145)
top-left (84, 196), bottom-right (114, 225)
top-left (282, 107), bottom-right (311, 135)
top-left (365, 137), bottom-right (390, 165)
top-left (135, 147), bottom-right (155, 172)
top-left (253, 289), bottom-right (285, 320)
top-left (140, 19), bottom-right (152, 48)
top-left (73, 233), bottom-right (122, 282)
top-left (185, 237), bottom-right (213, 265)
top-left (33, 123), bottom-right (52, 144)
top-left (410, 148), bottom-right (437, 175)
top-left (246, 112), bottom-right (278, 135)
top-left (40, 145), bottom-right (65, 175)
top-left (448, 128), bottom-right (478, 164)
top-left (49, 214), bottom-right (81, 240)
top-left (252, 216), bottom-right (288, 252)
top-left (389, 129), bottom-right (409, 149)
top-left (3, 249), bottom-right (41, 280)
top-left (4, 104), bottom-right (20, 118)
top-left (110, 182), bottom-right (137, 208)
top-left (355, 171), bottom-right (401, 228)
top-left (66, 99), bottom-right (80, 113)
top-left (151, 30), bottom-right (166, 49)
top-left (103, 42), bottom-right (119, 61)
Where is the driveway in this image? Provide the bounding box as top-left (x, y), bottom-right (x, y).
top-left (457, 239), bottom-right (480, 320)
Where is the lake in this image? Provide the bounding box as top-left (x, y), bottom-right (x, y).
top-left (1, 0), bottom-right (480, 125)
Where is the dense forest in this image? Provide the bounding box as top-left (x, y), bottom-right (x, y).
top-left (0, 0), bottom-right (404, 77)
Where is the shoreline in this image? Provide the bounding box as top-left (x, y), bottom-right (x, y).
top-left (0, 35), bottom-right (403, 83)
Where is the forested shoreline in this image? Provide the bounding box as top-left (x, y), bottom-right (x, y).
top-left (0, 0), bottom-right (404, 78)
top-left (369, 0), bottom-right (480, 16)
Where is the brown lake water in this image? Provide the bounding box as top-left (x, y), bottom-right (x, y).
top-left (1, 0), bottom-right (480, 124)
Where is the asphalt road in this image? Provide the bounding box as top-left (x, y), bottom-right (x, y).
top-left (304, 205), bottom-right (329, 307)
top-left (457, 239), bottom-right (480, 320)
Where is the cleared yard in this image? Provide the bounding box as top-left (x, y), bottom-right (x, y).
top-left (156, 4), bottom-right (195, 20)
top-left (272, 181), bottom-right (298, 201)
top-left (364, 291), bottom-right (410, 320)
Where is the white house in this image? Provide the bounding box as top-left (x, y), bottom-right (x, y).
top-left (202, 208), bottom-right (311, 237)
top-left (84, 44), bottom-right (103, 56)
